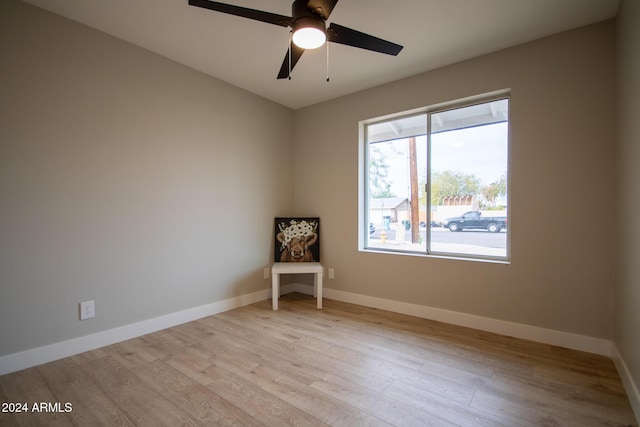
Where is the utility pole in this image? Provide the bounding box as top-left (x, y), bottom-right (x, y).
top-left (409, 137), bottom-right (420, 243)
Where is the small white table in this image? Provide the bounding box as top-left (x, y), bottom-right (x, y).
top-left (271, 262), bottom-right (323, 310)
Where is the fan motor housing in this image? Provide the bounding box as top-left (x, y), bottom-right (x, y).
top-left (292, 0), bottom-right (323, 20)
top-left (292, 15), bottom-right (326, 34)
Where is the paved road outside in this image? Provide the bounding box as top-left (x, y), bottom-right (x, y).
top-left (369, 226), bottom-right (507, 257)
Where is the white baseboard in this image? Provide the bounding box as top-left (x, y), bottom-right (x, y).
top-left (0, 288), bottom-right (271, 376)
top-left (612, 345), bottom-right (640, 423)
top-left (293, 284), bottom-right (613, 356)
top-left (0, 283), bottom-right (618, 378)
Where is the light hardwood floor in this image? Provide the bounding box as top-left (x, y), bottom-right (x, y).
top-left (0, 293), bottom-right (636, 426)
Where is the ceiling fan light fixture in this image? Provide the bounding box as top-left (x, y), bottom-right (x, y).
top-left (188, 0), bottom-right (404, 79)
top-left (292, 17), bottom-right (326, 49)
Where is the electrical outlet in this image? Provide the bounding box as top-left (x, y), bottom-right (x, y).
top-left (263, 267), bottom-right (270, 279)
top-left (328, 268), bottom-right (335, 279)
top-left (79, 300), bottom-right (95, 320)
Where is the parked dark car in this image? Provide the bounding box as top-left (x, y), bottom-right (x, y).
top-left (443, 211), bottom-right (507, 232)
top-left (369, 222), bottom-right (376, 234)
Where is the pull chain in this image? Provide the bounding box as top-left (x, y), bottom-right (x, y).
top-left (326, 40), bottom-right (330, 82)
top-left (288, 31), bottom-right (292, 80)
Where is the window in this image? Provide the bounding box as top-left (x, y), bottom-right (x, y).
top-left (361, 94), bottom-right (509, 261)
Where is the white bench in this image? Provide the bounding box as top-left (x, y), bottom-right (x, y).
top-left (271, 262), bottom-right (323, 310)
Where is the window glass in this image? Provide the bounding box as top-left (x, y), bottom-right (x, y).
top-left (363, 96), bottom-right (509, 261)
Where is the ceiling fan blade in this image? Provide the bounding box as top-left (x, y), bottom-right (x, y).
top-left (188, 0), bottom-right (292, 27)
top-left (306, 0), bottom-right (339, 20)
top-left (277, 43), bottom-right (306, 79)
top-left (327, 22), bottom-right (403, 56)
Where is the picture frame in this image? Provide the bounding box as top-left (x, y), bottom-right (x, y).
top-left (274, 217), bottom-right (320, 262)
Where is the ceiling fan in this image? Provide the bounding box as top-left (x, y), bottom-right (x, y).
top-left (188, 0), bottom-right (403, 79)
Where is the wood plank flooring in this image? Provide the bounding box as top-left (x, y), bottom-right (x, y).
top-left (1, 293), bottom-right (636, 426)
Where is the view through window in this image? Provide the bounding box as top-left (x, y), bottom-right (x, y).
top-left (363, 96), bottom-right (509, 260)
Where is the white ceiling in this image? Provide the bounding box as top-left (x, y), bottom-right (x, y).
top-left (22, 0), bottom-right (619, 109)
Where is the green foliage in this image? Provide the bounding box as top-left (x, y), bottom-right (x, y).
top-left (429, 170), bottom-right (507, 208)
top-left (431, 170), bottom-right (481, 205)
top-left (481, 174), bottom-right (507, 207)
top-left (369, 145), bottom-right (395, 198)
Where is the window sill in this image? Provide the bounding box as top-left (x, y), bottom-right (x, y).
top-left (360, 247), bottom-right (511, 264)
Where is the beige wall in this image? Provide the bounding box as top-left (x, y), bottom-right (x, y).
top-left (1, 0), bottom-right (633, 401)
top-left (294, 21), bottom-right (616, 339)
top-left (0, 0), bottom-right (293, 356)
top-left (615, 0), bottom-right (640, 414)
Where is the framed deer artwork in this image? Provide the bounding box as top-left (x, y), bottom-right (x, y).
top-left (274, 217), bottom-right (320, 262)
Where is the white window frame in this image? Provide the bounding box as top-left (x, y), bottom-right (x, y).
top-left (359, 91), bottom-right (511, 263)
